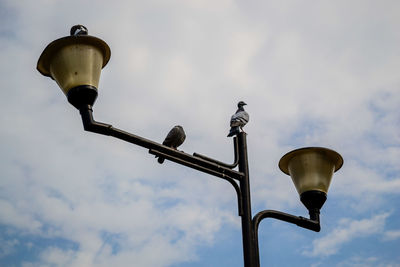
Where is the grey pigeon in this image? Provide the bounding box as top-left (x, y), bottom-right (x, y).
top-left (70, 25), bottom-right (88, 36)
top-left (157, 125), bottom-right (186, 164)
top-left (227, 101), bottom-right (249, 137)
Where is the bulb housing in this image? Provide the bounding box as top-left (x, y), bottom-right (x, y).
top-left (279, 147), bottom-right (343, 211)
top-left (37, 26), bottom-right (110, 109)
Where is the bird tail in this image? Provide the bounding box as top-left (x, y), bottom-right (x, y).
top-left (155, 154), bottom-right (165, 164)
top-left (227, 126), bottom-right (240, 137)
top-left (157, 157), bottom-right (165, 164)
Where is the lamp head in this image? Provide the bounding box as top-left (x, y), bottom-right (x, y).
top-left (279, 147), bottom-right (343, 212)
top-left (37, 25), bottom-right (110, 109)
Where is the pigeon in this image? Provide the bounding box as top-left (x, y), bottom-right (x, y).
top-left (70, 25), bottom-right (88, 36)
top-left (227, 101), bottom-right (249, 137)
top-left (157, 125), bottom-right (186, 164)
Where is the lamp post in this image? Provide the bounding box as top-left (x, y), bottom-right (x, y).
top-left (37, 26), bottom-right (343, 267)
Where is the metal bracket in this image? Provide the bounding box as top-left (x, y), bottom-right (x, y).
top-left (78, 104), bottom-right (245, 215)
top-left (149, 149), bottom-right (243, 216)
top-left (252, 209), bottom-right (320, 267)
top-left (193, 137), bottom-right (239, 169)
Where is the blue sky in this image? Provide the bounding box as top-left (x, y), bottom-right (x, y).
top-left (0, 0), bottom-right (399, 266)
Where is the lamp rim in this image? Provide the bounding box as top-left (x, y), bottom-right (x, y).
top-left (37, 35), bottom-right (111, 78)
top-left (278, 147), bottom-right (343, 175)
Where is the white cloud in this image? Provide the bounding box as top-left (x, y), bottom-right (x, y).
top-left (383, 230), bottom-right (400, 241)
top-left (0, 238), bottom-right (19, 258)
top-left (336, 256), bottom-right (379, 267)
top-left (38, 247), bottom-right (77, 267)
top-left (0, 200), bottom-right (42, 233)
top-left (1, 0), bottom-right (400, 266)
top-left (336, 256), bottom-right (400, 267)
top-left (304, 213), bottom-right (390, 257)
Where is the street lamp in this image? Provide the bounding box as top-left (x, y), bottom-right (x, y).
top-left (37, 26), bottom-right (343, 267)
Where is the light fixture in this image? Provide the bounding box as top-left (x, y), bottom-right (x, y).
top-left (37, 26), bottom-right (110, 109)
top-left (279, 147), bottom-right (343, 213)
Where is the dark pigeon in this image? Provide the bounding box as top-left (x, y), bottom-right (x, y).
top-left (227, 101), bottom-right (249, 137)
top-left (70, 25), bottom-right (88, 36)
top-left (157, 125), bottom-right (186, 164)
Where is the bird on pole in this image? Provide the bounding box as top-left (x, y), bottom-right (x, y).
top-left (70, 25), bottom-right (88, 36)
top-left (227, 101), bottom-right (249, 137)
top-left (157, 125), bottom-right (186, 164)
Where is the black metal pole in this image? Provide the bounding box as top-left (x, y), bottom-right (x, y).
top-left (237, 132), bottom-right (257, 267)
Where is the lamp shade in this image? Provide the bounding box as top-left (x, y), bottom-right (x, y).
top-left (37, 34), bottom-right (110, 96)
top-left (279, 147), bottom-right (343, 195)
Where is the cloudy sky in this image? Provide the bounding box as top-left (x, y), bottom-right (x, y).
top-left (1, 0), bottom-right (399, 266)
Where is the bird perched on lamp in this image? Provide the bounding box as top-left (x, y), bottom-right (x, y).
top-left (157, 125), bottom-right (186, 164)
top-left (70, 25), bottom-right (88, 36)
top-left (227, 101), bottom-right (249, 137)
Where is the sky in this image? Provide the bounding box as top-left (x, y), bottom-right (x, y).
top-left (0, 0), bottom-right (399, 266)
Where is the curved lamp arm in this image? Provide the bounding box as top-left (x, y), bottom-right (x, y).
top-left (79, 105), bottom-right (245, 215)
top-left (193, 136), bottom-right (239, 169)
top-left (79, 105), bottom-right (244, 180)
top-left (252, 209), bottom-right (320, 267)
